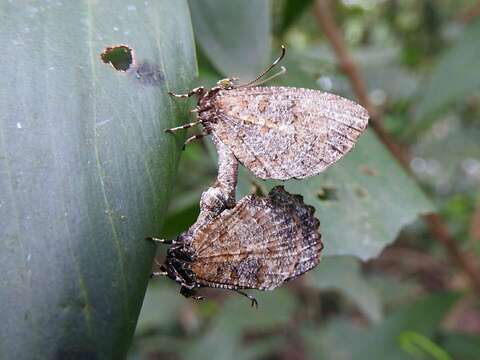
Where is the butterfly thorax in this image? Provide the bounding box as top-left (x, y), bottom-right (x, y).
top-left (196, 87), bottom-right (225, 127)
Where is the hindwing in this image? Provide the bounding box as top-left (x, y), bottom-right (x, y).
top-left (190, 186), bottom-right (322, 290)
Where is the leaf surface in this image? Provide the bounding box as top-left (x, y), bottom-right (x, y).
top-left (188, 0), bottom-right (272, 79)
top-left (0, 1), bottom-right (196, 358)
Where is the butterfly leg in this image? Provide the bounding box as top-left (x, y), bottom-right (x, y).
top-left (145, 237), bottom-right (172, 244)
top-left (164, 121), bottom-right (202, 133)
top-left (180, 286), bottom-right (205, 301)
top-left (150, 270), bottom-right (167, 278)
top-left (182, 133), bottom-right (206, 150)
top-left (234, 290), bottom-right (258, 309)
top-left (150, 259), bottom-right (169, 278)
top-left (168, 86), bottom-right (205, 99)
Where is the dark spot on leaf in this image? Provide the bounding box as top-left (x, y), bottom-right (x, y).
top-left (354, 186), bottom-right (368, 198)
top-left (360, 164), bottom-right (379, 176)
top-left (133, 62), bottom-right (165, 86)
top-left (100, 45), bottom-right (133, 71)
top-left (316, 186), bottom-right (338, 201)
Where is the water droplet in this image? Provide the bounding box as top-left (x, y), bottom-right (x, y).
top-left (462, 158), bottom-right (480, 177)
top-left (410, 157), bottom-right (426, 173)
top-left (370, 88), bottom-right (386, 106)
top-left (318, 76), bottom-right (332, 91)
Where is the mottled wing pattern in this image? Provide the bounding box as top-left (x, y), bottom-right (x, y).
top-left (211, 86), bottom-right (369, 180)
top-left (190, 186), bottom-right (322, 290)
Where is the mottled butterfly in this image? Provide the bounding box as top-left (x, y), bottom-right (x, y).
top-left (148, 186), bottom-right (322, 307)
top-left (166, 46), bottom-right (369, 180)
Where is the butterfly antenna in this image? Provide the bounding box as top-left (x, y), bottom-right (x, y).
top-left (251, 66), bottom-right (286, 86)
top-left (237, 45), bottom-right (286, 88)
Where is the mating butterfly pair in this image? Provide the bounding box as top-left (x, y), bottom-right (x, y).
top-left (149, 46), bottom-right (368, 306)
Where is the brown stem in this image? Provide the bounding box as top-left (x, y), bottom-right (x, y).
top-left (470, 196), bottom-right (480, 241)
top-left (425, 213), bottom-right (480, 293)
top-left (313, 0), bottom-right (480, 295)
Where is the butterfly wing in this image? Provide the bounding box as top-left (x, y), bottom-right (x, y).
top-left (210, 86), bottom-right (369, 180)
top-left (190, 186), bottom-right (322, 291)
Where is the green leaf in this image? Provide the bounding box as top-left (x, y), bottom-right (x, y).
top-left (412, 20), bottom-right (480, 135)
top-left (309, 256), bottom-right (383, 323)
top-left (278, 0), bottom-right (313, 34)
top-left (215, 288), bottom-right (298, 333)
top-left (135, 283), bottom-right (188, 335)
top-left (0, 1), bottom-right (196, 358)
top-left (399, 331), bottom-right (452, 360)
top-left (303, 293), bottom-right (459, 360)
top-left (188, 0), bottom-right (272, 79)
top-left (442, 332), bottom-right (480, 360)
top-left (355, 293), bottom-right (459, 360)
top-left (412, 121), bottom-right (480, 194)
top-left (182, 289), bottom-right (296, 360)
top-left (182, 324), bottom-right (281, 360)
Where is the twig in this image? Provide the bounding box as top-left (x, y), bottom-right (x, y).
top-left (313, 0), bottom-right (480, 296)
top-left (470, 196), bottom-right (480, 241)
top-left (425, 213), bottom-right (480, 292)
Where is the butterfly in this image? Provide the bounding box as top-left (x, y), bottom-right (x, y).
top-left (148, 186), bottom-right (322, 307)
top-left (166, 46), bottom-right (369, 180)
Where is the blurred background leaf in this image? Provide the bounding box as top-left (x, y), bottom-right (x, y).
top-left (412, 19), bottom-right (480, 136)
top-left (278, 0), bottom-right (314, 35)
top-left (309, 256), bottom-right (383, 323)
top-left (0, 1), bottom-right (196, 358)
top-left (302, 293), bottom-right (459, 360)
top-left (188, 0), bottom-right (272, 79)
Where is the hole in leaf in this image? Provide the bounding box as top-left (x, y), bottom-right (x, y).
top-left (316, 186), bottom-right (338, 201)
top-left (101, 45), bottom-right (133, 71)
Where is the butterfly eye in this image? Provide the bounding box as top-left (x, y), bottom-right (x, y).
top-left (217, 78), bottom-right (234, 89)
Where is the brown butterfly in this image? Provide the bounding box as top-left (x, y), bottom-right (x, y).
top-left (166, 46), bottom-right (369, 180)
top-left (148, 186), bottom-right (323, 307)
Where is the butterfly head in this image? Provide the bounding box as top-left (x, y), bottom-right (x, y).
top-left (216, 77), bottom-right (239, 90)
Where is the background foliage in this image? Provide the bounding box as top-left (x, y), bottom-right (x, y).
top-left (2, 0), bottom-right (479, 359)
top-left (132, 1), bottom-right (480, 359)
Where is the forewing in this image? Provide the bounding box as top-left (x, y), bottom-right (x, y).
top-left (211, 86), bottom-right (369, 180)
top-left (190, 186), bottom-right (322, 290)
